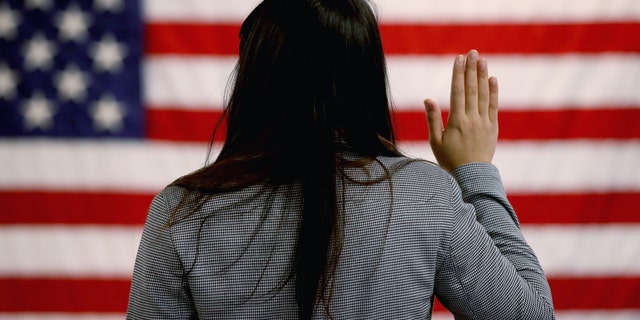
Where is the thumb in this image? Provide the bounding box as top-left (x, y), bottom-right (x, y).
top-left (424, 99), bottom-right (443, 145)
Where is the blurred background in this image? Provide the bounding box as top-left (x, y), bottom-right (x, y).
top-left (1, 0), bottom-right (639, 319)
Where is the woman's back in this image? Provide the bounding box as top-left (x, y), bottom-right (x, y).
top-left (129, 157), bottom-right (553, 319)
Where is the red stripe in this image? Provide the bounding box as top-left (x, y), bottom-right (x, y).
top-left (0, 191), bottom-right (152, 225)
top-left (393, 108), bottom-right (640, 141)
top-left (550, 277), bottom-right (640, 310)
top-left (146, 107), bottom-right (640, 142)
top-left (0, 278), bottom-right (130, 313)
top-left (145, 23), bottom-right (239, 56)
top-left (380, 23), bottom-right (640, 55)
top-left (510, 193), bottom-right (640, 225)
top-left (433, 297), bottom-right (446, 312)
top-left (2, 191), bottom-right (639, 225)
top-left (145, 22), bottom-right (640, 55)
top-left (146, 108), bottom-right (225, 143)
top-left (0, 277), bottom-right (637, 312)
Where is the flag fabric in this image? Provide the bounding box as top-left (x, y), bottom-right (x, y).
top-left (1, 0), bottom-right (639, 319)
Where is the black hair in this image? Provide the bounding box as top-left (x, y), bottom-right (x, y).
top-left (169, 0), bottom-right (403, 318)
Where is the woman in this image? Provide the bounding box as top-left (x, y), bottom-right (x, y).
top-left (127, 0), bottom-right (554, 319)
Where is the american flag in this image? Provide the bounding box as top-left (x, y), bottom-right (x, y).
top-left (1, 0), bottom-right (639, 319)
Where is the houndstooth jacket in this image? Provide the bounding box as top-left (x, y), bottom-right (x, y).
top-left (127, 157), bottom-right (555, 319)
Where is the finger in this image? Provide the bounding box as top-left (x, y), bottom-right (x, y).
top-left (488, 76), bottom-right (499, 125)
top-left (424, 99), bottom-right (444, 146)
top-left (477, 57), bottom-right (490, 117)
top-left (465, 50), bottom-right (479, 115)
top-left (449, 54), bottom-right (465, 120)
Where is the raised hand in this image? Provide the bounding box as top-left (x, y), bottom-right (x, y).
top-left (424, 50), bottom-right (499, 172)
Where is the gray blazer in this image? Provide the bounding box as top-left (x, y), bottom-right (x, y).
top-left (127, 157), bottom-right (554, 319)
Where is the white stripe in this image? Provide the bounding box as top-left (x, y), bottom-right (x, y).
top-left (143, 0), bottom-right (260, 22)
top-left (1, 140), bottom-right (639, 193)
top-left (0, 139), bottom-right (207, 193)
top-left (143, 56), bottom-right (237, 109)
top-left (523, 225), bottom-right (640, 277)
top-left (0, 225), bottom-right (638, 277)
top-left (0, 226), bottom-right (141, 278)
top-left (402, 141), bottom-right (640, 193)
top-left (431, 313), bottom-right (455, 320)
top-left (553, 311), bottom-right (640, 320)
top-left (144, 54), bottom-right (640, 111)
top-left (387, 54), bottom-right (640, 110)
top-left (143, 0), bottom-right (640, 23)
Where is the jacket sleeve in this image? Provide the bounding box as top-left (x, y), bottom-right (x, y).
top-left (127, 189), bottom-right (197, 319)
top-left (434, 163), bottom-right (555, 319)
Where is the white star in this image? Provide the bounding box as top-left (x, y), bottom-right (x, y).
top-left (90, 94), bottom-right (126, 132)
top-left (25, 0), bottom-right (53, 11)
top-left (55, 64), bottom-right (90, 102)
top-left (0, 64), bottom-right (19, 99)
top-left (0, 4), bottom-right (22, 40)
top-left (22, 32), bottom-right (57, 71)
top-left (89, 34), bottom-right (127, 73)
top-left (55, 4), bottom-right (92, 42)
top-left (94, 0), bottom-right (123, 13)
top-left (21, 92), bottom-right (56, 131)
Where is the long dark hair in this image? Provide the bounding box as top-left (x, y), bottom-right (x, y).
top-left (170, 0), bottom-right (403, 317)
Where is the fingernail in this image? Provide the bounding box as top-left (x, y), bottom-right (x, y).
top-left (468, 50), bottom-right (478, 62)
top-left (478, 58), bottom-right (487, 71)
top-left (455, 55), bottom-right (464, 66)
top-left (424, 100), bottom-right (433, 110)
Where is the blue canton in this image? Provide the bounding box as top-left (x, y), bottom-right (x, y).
top-left (0, 0), bottom-right (142, 138)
